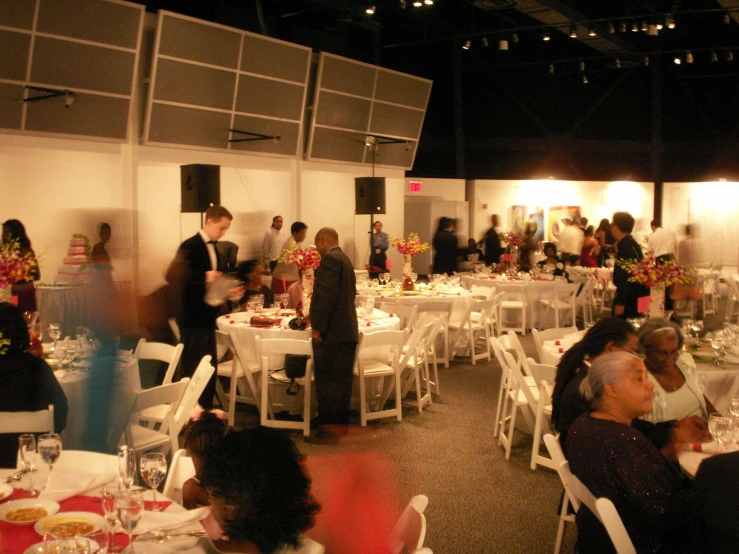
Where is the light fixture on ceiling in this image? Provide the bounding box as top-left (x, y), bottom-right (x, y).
top-left (686, 51), bottom-right (694, 63)
top-left (673, 56), bottom-right (681, 65)
top-left (498, 39), bottom-right (508, 50)
top-left (728, 51), bottom-right (735, 62)
top-left (711, 51), bottom-right (718, 62)
top-left (579, 61), bottom-right (585, 72)
top-left (643, 55), bottom-right (650, 66)
top-left (548, 63), bottom-right (554, 74)
top-left (412, 0), bottom-right (422, 6)
top-left (607, 22), bottom-right (615, 34)
top-left (462, 40), bottom-right (471, 50)
top-left (511, 32), bottom-right (519, 43)
top-left (588, 27), bottom-right (596, 37)
top-left (365, 135), bottom-right (377, 147)
top-left (582, 75), bottom-right (588, 84)
top-left (666, 14), bottom-right (676, 29)
top-left (481, 37), bottom-right (488, 47)
top-left (399, 0), bottom-right (406, 8)
top-left (619, 21), bottom-right (627, 33)
top-left (542, 33), bottom-right (550, 41)
top-left (424, 0), bottom-right (433, 4)
top-left (614, 58), bottom-right (621, 68)
top-left (570, 26), bottom-right (577, 38)
top-left (656, 21), bottom-right (663, 30)
top-left (725, 13), bottom-right (731, 24)
top-left (641, 20), bottom-right (648, 32)
top-left (366, 5), bottom-right (375, 14)
top-left (631, 21), bottom-right (639, 32)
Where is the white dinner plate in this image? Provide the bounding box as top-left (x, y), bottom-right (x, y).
top-left (24, 539), bottom-right (100, 554)
top-left (0, 483), bottom-right (13, 501)
top-left (0, 498), bottom-right (60, 524)
top-left (35, 511), bottom-right (107, 536)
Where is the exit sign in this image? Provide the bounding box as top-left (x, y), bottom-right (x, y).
top-left (408, 181), bottom-right (422, 193)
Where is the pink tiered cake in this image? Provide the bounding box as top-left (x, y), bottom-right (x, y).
top-left (56, 237), bottom-right (92, 284)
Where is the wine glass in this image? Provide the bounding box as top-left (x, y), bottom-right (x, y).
top-left (729, 396), bottom-right (739, 418)
top-left (411, 272), bottom-right (418, 286)
top-left (253, 294), bottom-right (265, 310)
top-left (102, 483), bottom-right (121, 552)
top-left (117, 490), bottom-right (144, 553)
top-left (383, 272), bottom-right (391, 286)
top-left (280, 292), bottom-right (290, 311)
top-left (38, 433), bottom-right (62, 492)
top-left (140, 452), bottom-right (167, 512)
top-left (692, 320), bottom-right (704, 344)
top-left (48, 323), bottom-right (61, 351)
top-left (18, 434), bottom-right (38, 496)
top-left (118, 446), bottom-right (136, 491)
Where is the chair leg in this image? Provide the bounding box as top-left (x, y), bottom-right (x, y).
top-left (359, 372), bottom-right (367, 427)
top-left (303, 373), bottom-right (311, 437)
top-left (493, 370), bottom-right (506, 438)
top-left (530, 403), bottom-right (543, 470)
top-left (504, 396), bottom-right (519, 460)
top-left (554, 493), bottom-right (570, 554)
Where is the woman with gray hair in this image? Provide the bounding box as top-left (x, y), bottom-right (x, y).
top-left (638, 318), bottom-right (714, 423)
top-left (567, 351), bottom-right (691, 553)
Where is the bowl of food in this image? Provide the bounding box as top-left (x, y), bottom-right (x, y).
top-left (35, 511), bottom-right (107, 537)
top-left (0, 482), bottom-right (13, 501)
top-left (0, 498), bottom-right (60, 524)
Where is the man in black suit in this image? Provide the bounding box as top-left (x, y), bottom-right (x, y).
top-left (691, 450), bottom-right (739, 553)
top-left (611, 211), bottom-right (647, 319)
top-left (166, 206), bottom-right (242, 409)
top-left (482, 214), bottom-right (504, 265)
top-left (310, 227), bottom-right (359, 440)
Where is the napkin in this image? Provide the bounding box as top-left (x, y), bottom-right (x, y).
top-left (134, 506), bottom-right (210, 534)
top-left (38, 470), bottom-right (100, 502)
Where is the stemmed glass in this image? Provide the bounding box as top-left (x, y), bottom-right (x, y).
top-left (38, 433), bottom-right (62, 492)
top-left (140, 452), bottom-right (167, 512)
top-left (411, 273), bottom-right (418, 287)
top-left (708, 413), bottom-right (732, 453)
top-left (102, 484), bottom-right (122, 552)
top-left (117, 490), bottom-right (144, 553)
top-left (280, 293), bottom-right (290, 312)
top-left (118, 446), bottom-right (136, 491)
top-left (48, 323), bottom-right (61, 352)
top-left (383, 273), bottom-right (392, 286)
top-left (253, 294), bottom-right (265, 311)
top-left (692, 320), bottom-right (704, 345)
top-left (18, 434), bottom-right (38, 496)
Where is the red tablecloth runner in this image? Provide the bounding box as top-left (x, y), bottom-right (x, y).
top-left (1, 488), bottom-right (170, 554)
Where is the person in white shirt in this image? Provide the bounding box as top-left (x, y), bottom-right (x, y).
top-left (261, 216), bottom-right (285, 274)
top-left (271, 221), bottom-right (308, 294)
top-left (648, 220), bottom-right (677, 262)
top-left (557, 217), bottom-right (584, 264)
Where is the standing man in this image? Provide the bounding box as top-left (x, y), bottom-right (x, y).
top-left (648, 219), bottom-right (677, 310)
top-left (369, 221), bottom-right (389, 271)
top-left (166, 205), bottom-right (242, 409)
top-left (482, 214), bottom-right (504, 265)
top-left (310, 228), bottom-right (359, 442)
top-left (557, 217), bottom-right (584, 264)
top-left (261, 215), bottom-right (285, 275)
top-left (611, 211), bottom-right (646, 319)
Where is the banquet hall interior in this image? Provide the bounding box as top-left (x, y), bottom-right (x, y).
top-left (2, 0), bottom-right (739, 552)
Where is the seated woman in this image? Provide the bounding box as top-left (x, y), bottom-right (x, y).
top-left (638, 318), bottom-right (713, 423)
top-left (181, 411), bottom-right (228, 509)
top-left (536, 243), bottom-right (566, 276)
top-left (568, 352), bottom-right (692, 553)
top-left (551, 317), bottom-right (709, 454)
top-left (234, 260), bottom-right (274, 309)
top-left (0, 303), bottom-right (68, 468)
top-left (201, 427), bottom-right (320, 554)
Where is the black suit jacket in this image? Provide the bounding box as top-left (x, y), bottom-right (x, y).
top-left (691, 450), bottom-right (739, 553)
top-left (613, 234), bottom-right (647, 316)
top-left (484, 227), bottom-right (504, 265)
top-left (310, 247), bottom-right (359, 346)
top-left (166, 233), bottom-right (221, 329)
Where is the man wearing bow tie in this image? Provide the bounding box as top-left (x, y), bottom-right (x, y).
top-left (166, 206), bottom-right (242, 409)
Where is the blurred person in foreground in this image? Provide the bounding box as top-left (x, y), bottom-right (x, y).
top-left (166, 205), bottom-right (243, 409)
top-left (181, 411), bottom-right (228, 510)
top-left (580, 226), bottom-right (600, 268)
top-left (552, 317), bottom-right (710, 454)
top-left (556, 216), bottom-right (584, 265)
top-left (637, 318), bottom-right (713, 423)
top-left (0, 302), bottom-right (67, 467)
top-left (691, 449), bottom-right (739, 553)
top-left (201, 427), bottom-right (319, 553)
top-left (2, 219), bottom-right (40, 312)
top-left (432, 217), bottom-right (458, 275)
top-left (91, 222), bottom-right (112, 267)
top-left (481, 214), bottom-right (504, 265)
top-left (567, 351), bottom-right (692, 553)
top-left (309, 228), bottom-right (358, 442)
top-left (611, 211), bottom-right (647, 318)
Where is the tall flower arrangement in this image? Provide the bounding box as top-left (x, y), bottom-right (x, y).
top-left (280, 247), bottom-right (322, 272)
top-left (617, 256), bottom-right (694, 288)
top-left (0, 241), bottom-right (38, 290)
top-left (498, 231), bottom-right (530, 249)
top-left (389, 233), bottom-right (430, 257)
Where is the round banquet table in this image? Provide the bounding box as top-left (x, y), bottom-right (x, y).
top-left (37, 285), bottom-right (89, 338)
top-left (356, 287), bottom-right (472, 322)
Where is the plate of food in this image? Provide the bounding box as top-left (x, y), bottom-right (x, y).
top-left (35, 511), bottom-right (107, 537)
top-left (0, 499), bottom-right (60, 524)
top-left (0, 483), bottom-right (13, 501)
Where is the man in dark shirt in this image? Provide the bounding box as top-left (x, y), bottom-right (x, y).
top-left (611, 211), bottom-right (647, 319)
top-left (482, 214), bottom-right (504, 265)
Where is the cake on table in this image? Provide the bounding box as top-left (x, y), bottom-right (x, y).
top-left (55, 235), bottom-right (93, 284)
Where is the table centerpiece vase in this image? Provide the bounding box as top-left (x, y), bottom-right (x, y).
top-left (401, 256), bottom-right (414, 291)
top-left (650, 286), bottom-right (666, 319)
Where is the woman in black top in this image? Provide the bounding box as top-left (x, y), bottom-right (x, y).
top-left (0, 303), bottom-right (68, 468)
top-left (235, 259), bottom-right (274, 309)
top-left (432, 217), bottom-right (459, 275)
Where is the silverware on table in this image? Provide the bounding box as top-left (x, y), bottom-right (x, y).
top-left (6, 468), bottom-right (28, 483)
top-left (140, 530), bottom-right (207, 542)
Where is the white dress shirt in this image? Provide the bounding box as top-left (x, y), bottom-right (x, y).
top-left (557, 225), bottom-right (584, 255)
top-left (262, 226), bottom-right (285, 263)
top-left (199, 229), bottom-right (217, 271)
top-left (648, 227), bottom-right (677, 258)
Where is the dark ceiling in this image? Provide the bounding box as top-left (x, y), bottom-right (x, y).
top-left (132, 0), bottom-right (739, 182)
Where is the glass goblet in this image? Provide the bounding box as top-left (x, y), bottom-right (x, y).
top-left (281, 292), bottom-right (290, 311)
top-left (118, 446), bottom-right (136, 491)
top-left (102, 483), bottom-right (122, 552)
top-left (140, 452), bottom-right (167, 512)
top-left (48, 323), bottom-right (62, 352)
top-left (117, 490), bottom-right (144, 553)
top-left (38, 433), bottom-right (62, 492)
top-left (18, 433), bottom-right (38, 496)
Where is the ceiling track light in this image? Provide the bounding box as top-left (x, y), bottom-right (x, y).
top-left (643, 55), bottom-right (650, 66)
top-left (711, 51), bottom-right (718, 62)
top-left (424, 0), bottom-right (433, 4)
top-left (728, 51), bottom-right (734, 62)
top-left (686, 51), bottom-right (694, 64)
top-left (641, 20), bottom-right (648, 32)
top-left (588, 27), bottom-right (596, 37)
top-left (666, 15), bottom-right (676, 29)
top-left (498, 39), bottom-right (508, 50)
top-left (399, 0), bottom-right (406, 8)
top-left (579, 61), bottom-right (585, 72)
top-left (725, 13), bottom-right (731, 24)
top-left (648, 24), bottom-right (658, 36)
top-left (366, 5), bottom-right (375, 14)
top-left (542, 33), bottom-right (550, 41)
top-left (607, 22), bottom-right (615, 34)
top-left (570, 26), bottom-right (577, 38)
top-left (619, 21), bottom-right (627, 33)
top-left (614, 58), bottom-right (621, 68)
top-left (462, 40), bottom-right (471, 50)
top-left (673, 56), bottom-right (681, 65)
top-left (481, 37), bottom-right (488, 47)
top-left (511, 33), bottom-right (518, 43)
top-left (631, 21), bottom-right (639, 32)
top-left (582, 75), bottom-right (588, 84)
top-left (412, 0), bottom-right (422, 6)
top-left (656, 21), bottom-right (663, 30)
top-left (548, 63), bottom-right (554, 74)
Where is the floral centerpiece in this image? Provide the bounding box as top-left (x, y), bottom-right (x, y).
top-left (390, 232), bottom-right (429, 291)
top-left (498, 231), bottom-right (530, 249)
top-left (0, 241), bottom-right (39, 303)
top-left (617, 256), bottom-right (694, 317)
top-left (280, 246), bottom-right (322, 297)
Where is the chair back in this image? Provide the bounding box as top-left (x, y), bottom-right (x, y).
top-left (496, 283), bottom-right (527, 302)
top-left (388, 494), bottom-right (429, 554)
top-left (173, 356), bottom-right (216, 432)
top-left (168, 318), bottom-right (181, 342)
top-left (544, 435), bottom-right (579, 511)
top-left (505, 331), bottom-right (533, 377)
top-left (502, 351), bottom-right (538, 409)
top-left (413, 301), bottom-right (452, 322)
top-left (134, 339), bottom-right (184, 385)
top-left (532, 327), bottom-right (579, 364)
top-left (399, 321), bottom-right (433, 369)
top-left (528, 359), bottom-right (556, 393)
top-left (162, 448), bottom-right (196, 504)
top-left (470, 285), bottom-right (495, 300)
top-left (0, 405), bottom-right (54, 434)
top-left (378, 302), bottom-right (418, 330)
top-left (357, 330), bottom-right (408, 366)
top-left (124, 379), bottom-right (189, 450)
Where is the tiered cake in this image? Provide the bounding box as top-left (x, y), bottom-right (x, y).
top-left (56, 237), bottom-right (93, 284)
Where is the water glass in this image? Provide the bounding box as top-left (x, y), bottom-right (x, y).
top-left (118, 446), bottom-right (136, 491)
top-left (411, 273), bottom-right (418, 285)
top-left (280, 293), bottom-right (290, 310)
top-left (140, 452), bottom-right (167, 512)
top-left (253, 294), bottom-right (265, 310)
top-left (708, 413), bottom-right (732, 452)
top-left (38, 433), bottom-right (62, 492)
top-left (18, 433), bottom-right (38, 496)
top-left (117, 491), bottom-right (144, 553)
top-left (101, 484), bottom-right (120, 552)
top-left (48, 323), bottom-right (62, 350)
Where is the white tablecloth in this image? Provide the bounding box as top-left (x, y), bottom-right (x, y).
top-left (37, 285), bottom-right (89, 338)
top-left (357, 287), bottom-right (472, 322)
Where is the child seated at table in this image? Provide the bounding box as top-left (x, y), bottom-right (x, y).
top-left (201, 427), bottom-right (320, 553)
top-left (182, 410), bottom-right (228, 509)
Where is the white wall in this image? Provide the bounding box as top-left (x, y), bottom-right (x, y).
top-left (468, 179), bottom-right (655, 245)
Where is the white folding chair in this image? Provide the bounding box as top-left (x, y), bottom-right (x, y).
top-left (388, 494), bottom-right (429, 554)
top-left (378, 302), bottom-right (418, 330)
top-left (399, 320), bottom-right (435, 413)
top-left (543, 434), bottom-right (576, 554)
top-left (448, 300), bottom-right (493, 365)
top-left (470, 284), bottom-right (495, 300)
top-left (527, 359), bottom-right (557, 470)
top-left (122, 379), bottom-right (190, 456)
top-left (539, 283), bottom-right (579, 329)
top-left (162, 448), bottom-right (196, 505)
top-left (353, 329), bottom-right (409, 426)
top-left (575, 278), bottom-right (597, 327)
top-left (724, 275), bottom-right (739, 323)
top-left (215, 330), bottom-right (261, 425)
top-left (0, 405), bottom-right (54, 434)
top-left (414, 301), bottom-right (453, 368)
top-left (558, 460), bottom-right (636, 554)
top-left (133, 338), bottom-right (184, 385)
top-left (532, 327), bottom-right (579, 365)
top-left (497, 284), bottom-right (528, 335)
top-left (168, 318), bottom-right (181, 342)
top-left (490, 335), bottom-right (535, 440)
top-left (257, 337), bottom-right (314, 436)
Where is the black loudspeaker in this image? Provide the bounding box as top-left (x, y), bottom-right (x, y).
top-left (181, 164), bottom-right (221, 213)
top-left (354, 177), bottom-right (386, 215)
